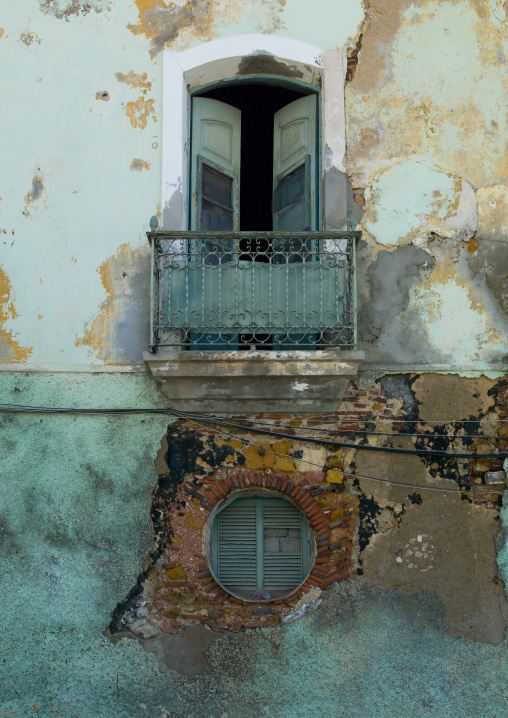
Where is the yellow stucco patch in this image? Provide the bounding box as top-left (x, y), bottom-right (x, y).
top-left (465, 238), bottom-right (479, 252)
top-left (124, 97), bottom-right (156, 130)
top-left (326, 469), bottom-right (344, 484)
top-left (184, 512), bottom-right (202, 529)
top-left (272, 440), bottom-right (295, 472)
top-left (275, 456), bottom-right (295, 472)
top-left (244, 442), bottom-right (275, 470)
top-left (166, 566), bottom-right (186, 580)
top-left (0, 29), bottom-right (4, 39)
top-left (316, 493), bottom-right (335, 509)
top-left (329, 507), bottom-right (345, 522)
top-left (216, 438), bottom-right (243, 449)
top-left (0, 266), bottom-right (33, 362)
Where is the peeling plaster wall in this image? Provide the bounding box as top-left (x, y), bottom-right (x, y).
top-left (347, 0), bottom-right (508, 367)
top-left (2, 1), bottom-right (508, 715)
top-left (0, 0), bottom-right (506, 367)
top-left (0, 0), bottom-right (365, 367)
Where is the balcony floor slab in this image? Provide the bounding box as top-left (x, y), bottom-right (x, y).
top-left (144, 348), bottom-right (365, 415)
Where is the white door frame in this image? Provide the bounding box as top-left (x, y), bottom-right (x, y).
top-left (161, 34), bottom-right (347, 230)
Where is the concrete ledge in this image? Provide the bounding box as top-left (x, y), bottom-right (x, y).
top-left (144, 348), bottom-right (365, 414)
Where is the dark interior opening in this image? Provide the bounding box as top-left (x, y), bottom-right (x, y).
top-left (197, 82), bottom-right (308, 231)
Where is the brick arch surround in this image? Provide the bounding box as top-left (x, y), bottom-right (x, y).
top-left (136, 464), bottom-right (358, 633)
top-left (193, 469), bottom-right (350, 603)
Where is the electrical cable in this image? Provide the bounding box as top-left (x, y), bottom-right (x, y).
top-left (181, 413), bottom-right (502, 441)
top-left (170, 409), bottom-right (507, 459)
top-left (1, 402), bottom-right (506, 459)
top-left (183, 416), bottom-right (472, 495)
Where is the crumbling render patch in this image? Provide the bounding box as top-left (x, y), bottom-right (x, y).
top-left (127, 0), bottom-right (212, 58)
top-left (130, 159), bottom-right (151, 171)
top-left (115, 71), bottom-right (152, 92)
top-left (19, 32), bottom-right (40, 46)
top-left (108, 422), bottom-right (357, 643)
top-left (124, 98), bottom-right (156, 130)
top-left (0, 266), bottom-right (33, 361)
top-left (39, 0), bottom-right (110, 20)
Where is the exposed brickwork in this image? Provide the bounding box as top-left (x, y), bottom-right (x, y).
top-left (110, 375), bottom-right (508, 637)
top-left (144, 466), bottom-right (357, 633)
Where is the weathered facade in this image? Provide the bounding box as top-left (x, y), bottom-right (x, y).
top-left (1, 1), bottom-right (508, 716)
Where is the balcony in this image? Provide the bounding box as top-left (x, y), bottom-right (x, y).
top-left (144, 232), bottom-right (365, 414)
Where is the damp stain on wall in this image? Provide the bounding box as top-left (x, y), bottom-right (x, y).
top-left (74, 244), bottom-right (150, 363)
top-left (0, 266), bottom-right (33, 361)
top-left (23, 174), bottom-right (45, 217)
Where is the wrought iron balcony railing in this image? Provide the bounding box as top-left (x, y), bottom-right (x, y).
top-left (147, 231), bottom-right (360, 351)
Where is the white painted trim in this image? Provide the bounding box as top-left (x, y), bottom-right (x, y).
top-left (161, 34), bottom-right (327, 231)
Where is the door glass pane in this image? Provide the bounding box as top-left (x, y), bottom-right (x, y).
top-left (275, 163), bottom-right (305, 213)
top-left (276, 198), bottom-right (306, 232)
top-left (201, 199), bottom-right (234, 231)
top-left (202, 164), bottom-right (233, 209)
top-left (274, 162), bottom-right (309, 233)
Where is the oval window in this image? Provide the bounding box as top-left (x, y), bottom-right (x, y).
top-left (210, 495), bottom-right (314, 601)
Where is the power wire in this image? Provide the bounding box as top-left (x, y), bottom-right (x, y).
top-left (171, 409), bottom-right (507, 460)
top-left (1, 403), bottom-right (506, 459)
top-left (185, 413), bottom-right (502, 441)
top-left (183, 416), bottom-right (471, 495)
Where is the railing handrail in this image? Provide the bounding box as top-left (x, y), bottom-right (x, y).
top-left (147, 230), bottom-right (362, 240)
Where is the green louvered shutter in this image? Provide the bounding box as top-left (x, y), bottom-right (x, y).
top-left (215, 501), bottom-right (258, 597)
top-left (213, 497), bottom-right (308, 600)
top-left (262, 502), bottom-right (306, 593)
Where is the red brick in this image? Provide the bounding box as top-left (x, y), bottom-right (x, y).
top-left (311, 569), bottom-right (326, 579)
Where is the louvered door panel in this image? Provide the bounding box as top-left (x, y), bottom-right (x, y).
top-left (217, 504), bottom-right (257, 596)
top-left (262, 504), bottom-right (304, 593)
